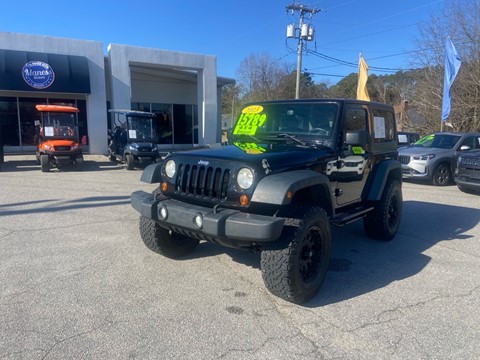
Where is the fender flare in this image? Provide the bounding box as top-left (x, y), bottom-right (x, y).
top-left (366, 159), bottom-right (402, 201)
top-left (251, 170), bottom-right (332, 206)
top-left (140, 162), bottom-right (163, 183)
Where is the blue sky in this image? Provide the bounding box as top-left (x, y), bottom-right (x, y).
top-left (2, 0), bottom-right (444, 85)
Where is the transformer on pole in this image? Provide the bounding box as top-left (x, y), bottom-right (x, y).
top-left (286, 3), bottom-right (320, 99)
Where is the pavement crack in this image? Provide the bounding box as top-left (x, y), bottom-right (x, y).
top-left (41, 318), bottom-right (114, 360)
top-left (350, 285), bottom-right (480, 333)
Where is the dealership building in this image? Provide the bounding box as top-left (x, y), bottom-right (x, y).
top-left (0, 31), bottom-right (234, 154)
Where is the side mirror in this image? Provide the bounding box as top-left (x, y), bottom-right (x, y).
top-left (460, 145), bottom-right (471, 151)
top-left (345, 129), bottom-right (368, 147)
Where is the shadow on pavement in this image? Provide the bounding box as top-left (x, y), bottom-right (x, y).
top-left (175, 200), bottom-right (480, 307)
top-left (306, 200), bottom-right (480, 307)
top-left (0, 154), bottom-right (155, 172)
top-left (0, 195), bottom-right (131, 216)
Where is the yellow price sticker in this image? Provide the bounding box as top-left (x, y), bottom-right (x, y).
top-left (242, 105), bottom-right (263, 114)
top-left (234, 142), bottom-right (266, 154)
top-left (233, 106), bottom-right (267, 135)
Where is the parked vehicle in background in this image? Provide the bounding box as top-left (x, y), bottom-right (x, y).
top-left (397, 131), bottom-right (420, 148)
top-left (108, 110), bottom-right (159, 170)
top-left (131, 98), bottom-right (403, 304)
top-left (455, 150), bottom-right (480, 194)
top-left (398, 132), bottom-right (480, 186)
top-left (35, 104), bottom-right (84, 172)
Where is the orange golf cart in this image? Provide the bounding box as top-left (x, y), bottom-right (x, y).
top-left (35, 104), bottom-right (84, 172)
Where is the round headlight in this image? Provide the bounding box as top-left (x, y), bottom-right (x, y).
top-left (237, 168), bottom-right (253, 190)
top-left (165, 159), bottom-right (176, 178)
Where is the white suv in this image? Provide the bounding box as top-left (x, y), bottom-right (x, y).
top-left (398, 132), bottom-right (480, 185)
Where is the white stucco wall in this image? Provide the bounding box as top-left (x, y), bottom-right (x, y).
top-left (107, 44), bottom-right (218, 145)
top-left (0, 32), bottom-right (108, 154)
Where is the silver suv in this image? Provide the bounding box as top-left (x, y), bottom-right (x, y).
top-left (398, 132), bottom-right (480, 186)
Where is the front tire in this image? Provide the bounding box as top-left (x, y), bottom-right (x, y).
top-left (139, 216), bottom-right (199, 258)
top-left (40, 154), bottom-right (50, 172)
top-left (261, 207), bottom-right (331, 304)
top-left (364, 180), bottom-right (402, 240)
top-left (432, 163), bottom-right (451, 186)
top-left (125, 154), bottom-right (135, 170)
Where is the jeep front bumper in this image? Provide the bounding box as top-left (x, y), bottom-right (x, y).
top-left (131, 190), bottom-right (285, 246)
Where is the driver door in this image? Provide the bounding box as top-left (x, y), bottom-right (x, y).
top-left (334, 105), bottom-right (370, 206)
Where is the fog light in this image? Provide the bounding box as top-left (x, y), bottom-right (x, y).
top-left (159, 206), bottom-right (168, 220)
top-left (193, 213), bottom-right (203, 228)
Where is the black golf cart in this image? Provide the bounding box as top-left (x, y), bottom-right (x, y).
top-left (108, 109), bottom-right (159, 170)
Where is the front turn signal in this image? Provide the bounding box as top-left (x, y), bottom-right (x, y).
top-left (239, 194), bottom-right (249, 206)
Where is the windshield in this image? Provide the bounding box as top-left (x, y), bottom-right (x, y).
top-left (127, 116), bottom-right (155, 141)
top-left (413, 133), bottom-right (461, 149)
top-left (232, 102), bottom-right (338, 146)
top-left (41, 112), bottom-right (79, 139)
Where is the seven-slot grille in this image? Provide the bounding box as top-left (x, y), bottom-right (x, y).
top-left (459, 156), bottom-right (480, 167)
top-left (174, 163), bottom-right (231, 200)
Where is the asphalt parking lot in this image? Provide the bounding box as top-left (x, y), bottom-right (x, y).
top-left (1, 154), bottom-right (480, 359)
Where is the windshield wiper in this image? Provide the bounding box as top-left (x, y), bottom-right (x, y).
top-left (275, 133), bottom-right (306, 146)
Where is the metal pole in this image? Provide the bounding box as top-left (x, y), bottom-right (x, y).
top-left (295, 14), bottom-right (304, 99)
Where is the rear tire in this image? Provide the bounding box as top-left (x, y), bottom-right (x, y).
top-left (364, 180), bottom-right (402, 240)
top-left (75, 156), bottom-right (84, 171)
top-left (125, 154), bottom-right (135, 170)
top-left (261, 207), bottom-right (331, 304)
top-left (108, 149), bottom-right (116, 162)
top-left (40, 154), bottom-right (50, 172)
top-left (139, 216), bottom-right (199, 258)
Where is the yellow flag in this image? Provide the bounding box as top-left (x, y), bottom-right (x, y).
top-left (357, 54), bottom-right (370, 101)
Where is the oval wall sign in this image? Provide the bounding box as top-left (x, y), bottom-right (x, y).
top-left (22, 61), bottom-right (55, 89)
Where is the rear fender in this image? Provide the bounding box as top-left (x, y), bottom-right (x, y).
top-left (366, 160), bottom-right (402, 201)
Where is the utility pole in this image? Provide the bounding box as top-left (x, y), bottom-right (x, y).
top-left (286, 3), bottom-right (320, 99)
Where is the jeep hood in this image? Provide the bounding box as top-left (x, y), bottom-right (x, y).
top-left (169, 143), bottom-right (335, 173)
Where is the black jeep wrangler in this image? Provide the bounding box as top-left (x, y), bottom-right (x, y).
top-left (131, 99), bottom-right (403, 304)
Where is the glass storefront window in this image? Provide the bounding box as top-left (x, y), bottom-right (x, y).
top-left (133, 102), bottom-right (199, 145)
top-left (174, 104), bottom-right (194, 145)
top-left (0, 97), bottom-right (19, 146)
top-left (75, 100), bottom-right (88, 144)
top-left (19, 97), bottom-right (44, 146)
top-left (1, 97), bottom-right (87, 148)
top-left (151, 103), bottom-right (173, 144)
top-left (132, 102), bottom-right (151, 113)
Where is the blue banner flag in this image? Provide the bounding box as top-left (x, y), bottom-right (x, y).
top-left (441, 37), bottom-right (461, 122)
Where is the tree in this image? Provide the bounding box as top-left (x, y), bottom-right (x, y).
top-left (327, 73), bottom-right (358, 98)
top-left (220, 83), bottom-right (241, 118)
top-left (412, 0), bottom-right (480, 133)
top-left (236, 53), bottom-right (293, 103)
